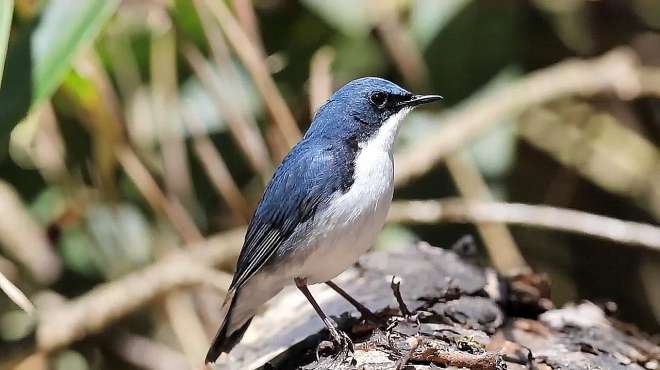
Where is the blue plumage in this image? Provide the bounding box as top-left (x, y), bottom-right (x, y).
top-left (230, 77), bottom-right (414, 291)
top-left (231, 140), bottom-right (347, 289)
top-left (206, 77), bottom-right (441, 363)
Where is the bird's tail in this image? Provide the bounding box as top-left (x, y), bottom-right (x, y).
top-left (205, 289), bottom-right (254, 364)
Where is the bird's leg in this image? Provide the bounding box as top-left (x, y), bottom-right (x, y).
top-left (325, 280), bottom-right (379, 322)
top-left (295, 277), bottom-right (352, 350)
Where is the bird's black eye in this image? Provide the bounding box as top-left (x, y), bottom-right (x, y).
top-left (369, 91), bottom-right (387, 108)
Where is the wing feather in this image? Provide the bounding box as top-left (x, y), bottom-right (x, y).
top-left (229, 142), bottom-right (348, 290)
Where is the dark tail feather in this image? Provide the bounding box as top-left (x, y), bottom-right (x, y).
top-left (205, 317), bottom-right (253, 363)
top-left (205, 291), bottom-right (254, 364)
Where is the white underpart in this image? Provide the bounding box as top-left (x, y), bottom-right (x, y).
top-left (225, 108), bottom-right (412, 335)
top-left (298, 107), bottom-right (412, 283)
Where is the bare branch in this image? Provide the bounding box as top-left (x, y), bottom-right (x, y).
top-left (389, 199), bottom-right (660, 252)
top-left (394, 48), bottom-right (647, 187)
top-left (36, 228), bottom-right (244, 352)
top-left (0, 180), bottom-right (61, 284)
top-left (0, 270), bottom-right (35, 314)
top-left (390, 276), bottom-right (411, 317)
top-left (116, 146), bottom-right (203, 243)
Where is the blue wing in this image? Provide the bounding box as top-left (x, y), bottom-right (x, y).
top-left (229, 140), bottom-right (354, 290)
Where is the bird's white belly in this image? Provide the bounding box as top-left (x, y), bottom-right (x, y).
top-left (298, 151), bottom-right (395, 284)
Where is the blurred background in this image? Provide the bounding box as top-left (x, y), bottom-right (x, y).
top-left (0, 0), bottom-right (659, 369)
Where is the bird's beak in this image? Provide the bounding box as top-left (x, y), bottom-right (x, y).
top-left (398, 94), bottom-right (443, 108)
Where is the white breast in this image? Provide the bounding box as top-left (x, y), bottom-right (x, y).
top-left (298, 108), bottom-right (412, 284)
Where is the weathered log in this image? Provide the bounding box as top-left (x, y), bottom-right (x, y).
top-left (210, 242), bottom-right (659, 370)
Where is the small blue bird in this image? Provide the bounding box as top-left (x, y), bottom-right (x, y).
top-left (206, 77), bottom-right (441, 363)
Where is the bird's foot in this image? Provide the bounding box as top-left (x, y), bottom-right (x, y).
top-left (317, 318), bottom-right (354, 357)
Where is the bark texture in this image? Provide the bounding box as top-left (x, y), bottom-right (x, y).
top-left (211, 242), bottom-right (659, 370)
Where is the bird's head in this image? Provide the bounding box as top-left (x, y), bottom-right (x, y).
top-left (306, 77), bottom-right (442, 149)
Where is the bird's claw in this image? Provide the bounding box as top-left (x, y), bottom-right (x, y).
top-left (317, 319), bottom-right (354, 358)
top-left (330, 327), bottom-right (354, 352)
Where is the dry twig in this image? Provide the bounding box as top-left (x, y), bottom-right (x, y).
top-left (0, 270), bottom-right (35, 314)
top-left (389, 199), bottom-right (660, 252)
top-left (0, 180), bottom-right (61, 284)
top-left (36, 228), bottom-right (243, 351)
top-left (411, 342), bottom-right (501, 370)
top-left (116, 146), bottom-right (203, 243)
top-left (395, 336), bottom-right (420, 370)
top-left (519, 99), bottom-right (660, 220)
top-left (394, 48), bottom-right (646, 187)
top-left (371, 3), bottom-right (428, 90)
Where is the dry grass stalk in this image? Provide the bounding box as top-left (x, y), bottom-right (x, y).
top-left (182, 107), bottom-right (251, 222)
top-left (116, 146), bottom-right (203, 243)
top-left (150, 18), bottom-right (196, 209)
top-left (202, 0), bottom-right (302, 148)
top-left (182, 42), bottom-right (273, 179)
top-left (444, 154), bottom-right (529, 273)
top-left (230, 0), bottom-right (265, 57)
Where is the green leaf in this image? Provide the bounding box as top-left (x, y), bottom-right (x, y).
top-left (0, 0), bottom-right (120, 142)
top-left (0, 0), bottom-right (12, 86)
top-left (32, 0), bottom-right (119, 102)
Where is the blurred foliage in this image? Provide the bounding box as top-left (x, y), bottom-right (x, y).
top-left (0, 0), bottom-right (658, 368)
top-left (0, 0), bottom-right (12, 84)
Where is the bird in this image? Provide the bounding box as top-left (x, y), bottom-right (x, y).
top-left (205, 77), bottom-right (442, 364)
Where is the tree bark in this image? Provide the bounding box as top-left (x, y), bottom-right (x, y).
top-left (211, 242), bottom-right (659, 370)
